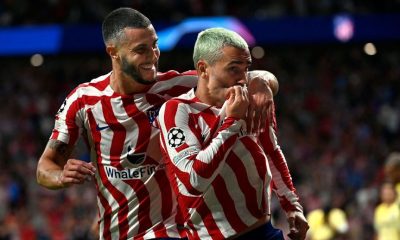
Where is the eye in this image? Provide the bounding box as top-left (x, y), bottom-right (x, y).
top-left (133, 47), bottom-right (146, 54)
top-left (153, 40), bottom-right (159, 49)
top-left (229, 66), bottom-right (239, 73)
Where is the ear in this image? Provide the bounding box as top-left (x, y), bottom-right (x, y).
top-left (197, 60), bottom-right (209, 79)
top-left (106, 45), bottom-right (119, 60)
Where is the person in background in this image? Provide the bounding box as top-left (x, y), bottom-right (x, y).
top-left (374, 182), bottom-right (400, 240)
top-left (306, 206), bottom-right (349, 240)
top-left (384, 151), bottom-right (400, 199)
top-left (158, 27), bottom-right (308, 240)
top-left (36, 7), bottom-right (279, 240)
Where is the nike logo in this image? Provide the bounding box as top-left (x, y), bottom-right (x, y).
top-left (96, 124), bottom-right (109, 131)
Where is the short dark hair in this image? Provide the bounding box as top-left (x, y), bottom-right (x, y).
top-left (102, 7), bottom-right (151, 45)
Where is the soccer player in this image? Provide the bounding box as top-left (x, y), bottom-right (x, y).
top-left (158, 28), bottom-right (308, 240)
top-left (36, 8), bottom-right (278, 240)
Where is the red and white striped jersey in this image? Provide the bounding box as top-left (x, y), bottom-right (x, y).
top-left (158, 89), bottom-right (302, 240)
top-left (50, 70), bottom-right (197, 240)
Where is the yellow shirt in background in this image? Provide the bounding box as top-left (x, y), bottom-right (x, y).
top-left (374, 201), bottom-right (400, 240)
top-left (307, 208), bottom-right (348, 240)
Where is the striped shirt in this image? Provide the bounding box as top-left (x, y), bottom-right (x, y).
top-left (50, 71), bottom-right (197, 240)
top-left (158, 89), bottom-right (302, 240)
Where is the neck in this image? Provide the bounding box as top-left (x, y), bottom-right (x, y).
top-left (110, 71), bottom-right (152, 95)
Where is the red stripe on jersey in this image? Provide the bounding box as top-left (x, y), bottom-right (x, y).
top-left (50, 130), bottom-right (59, 140)
top-left (156, 70), bottom-right (196, 97)
top-left (241, 137), bottom-right (267, 180)
top-left (188, 112), bottom-right (203, 144)
top-left (123, 97), bottom-right (154, 234)
top-left (196, 201), bottom-right (225, 240)
top-left (195, 107), bottom-right (221, 147)
top-left (157, 70), bottom-right (196, 81)
top-left (145, 93), bottom-right (166, 107)
top-left (127, 178), bottom-right (153, 234)
top-left (186, 219), bottom-right (201, 240)
top-left (270, 148), bottom-right (295, 191)
top-left (64, 99), bottom-right (81, 144)
top-left (270, 148), bottom-right (297, 212)
top-left (191, 135), bottom-right (237, 179)
top-left (99, 98), bottom-right (130, 238)
top-left (226, 151), bottom-right (262, 219)
top-left (154, 169), bottom-right (173, 221)
top-left (157, 85), bottom-right (195, 98)
top-left (212, 175), bottom-right (248, 233)
top-left (162, 100), bottom-right (180, 129)
top-left (122, 97), bottom-right (150, 153)
top-left (87, 108), bottom-right (113, 240)
top-left (88, 77), bottom-right (110, 91)
top-left (102, 97), bottom-right (125, 169)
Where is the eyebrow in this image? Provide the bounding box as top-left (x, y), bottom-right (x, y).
top-left (131, 38), bottom-right (159, 49)
top-left (228, 59), bottom-right (252, 66)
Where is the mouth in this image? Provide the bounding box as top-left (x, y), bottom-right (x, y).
top-left (140, 63), bottom-right (156, 72)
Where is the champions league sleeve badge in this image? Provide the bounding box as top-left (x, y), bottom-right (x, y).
top-left (167, 127), bottom-right (185, 148)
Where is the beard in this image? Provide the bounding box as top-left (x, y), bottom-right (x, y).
top-left (121, 57), bottom-right (157, 85)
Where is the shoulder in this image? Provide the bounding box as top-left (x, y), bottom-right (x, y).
top-left (160, 91), bottom-right (195, 115)
top-left (68, 73), bottom-right (111, 98)
top-left (156, 70), bottom-right (197, 81)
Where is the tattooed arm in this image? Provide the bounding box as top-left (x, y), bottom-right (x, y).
top-left (37, 139), bottom-right (96, 189)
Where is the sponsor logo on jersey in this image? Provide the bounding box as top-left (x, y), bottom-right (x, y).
top-left (127, 145), bottom-right (146, 165)
top-left (167, 127), bottom-right (185, 148)
top-left (105, 165), bottom-right (156, 180)
top-left (173, 146), bottom-right (199, 164)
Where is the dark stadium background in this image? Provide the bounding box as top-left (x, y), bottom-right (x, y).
top-left (0, 1), bottom-right (399, 239)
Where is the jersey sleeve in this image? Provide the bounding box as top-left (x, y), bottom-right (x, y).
top-left (158, 99), bottom-right (245, 195)
top-left (258, 102), bottom-right (303, 213)
top-left (153, 70), bottom-right (198, 98)
top-left (50, 86), bottom-right (84, 145)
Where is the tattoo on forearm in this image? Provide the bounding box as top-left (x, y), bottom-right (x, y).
top-left (47, 140), bottom-right (71, 157)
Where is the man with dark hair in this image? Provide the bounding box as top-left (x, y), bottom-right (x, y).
top-left (36, 8), bottom-right (278, 239)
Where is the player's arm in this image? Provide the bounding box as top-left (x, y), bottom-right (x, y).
top-left (159, 87), bottom-right (248, 193)
top-left (247, 70), bottom-right (278, 134)
top-left (257, 103), bottom-right (309, 240)
top-left (248, 70), bottom-right (279, 96)
top-left (37, 139), bottom-right (96, 189)
top-left (37, 89), bottom-right (95, 190)
top-left (156, 69), bottom-right (278, 99)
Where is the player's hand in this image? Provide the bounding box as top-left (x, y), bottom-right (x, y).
top-left (225, 85), bottom-right (249, 120)
top-left (287, 211), bottom-right (309, 240)
top-left (59, 159), bottom-right (96, 187)
top-left (247, 76), bottom-right (274, 135)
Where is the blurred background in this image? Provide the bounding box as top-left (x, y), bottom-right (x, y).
top-left (0, 0), bottom-right (399, 239)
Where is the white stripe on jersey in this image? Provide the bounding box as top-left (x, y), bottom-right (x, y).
top-left (159, 88), bottom-right (302, 240)
top-left (51, 70), bottom-right (197, 239)
top-left (204, 184), bottom-right (236, 239)
top-left (232, 137), bottom-right (270, 208)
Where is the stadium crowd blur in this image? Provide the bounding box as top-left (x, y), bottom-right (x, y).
top-left (0, 1), bottom-right (399, 239)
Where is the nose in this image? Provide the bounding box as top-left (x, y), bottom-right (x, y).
top-left (237, 79), bottom-right (247, 86)
top-left (237, 73), bottom-right (248, 86)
